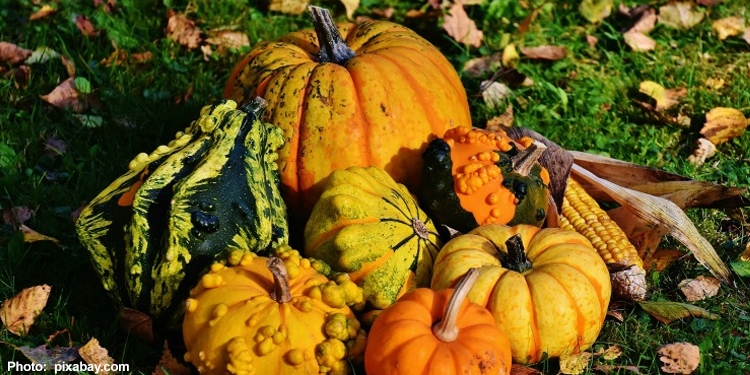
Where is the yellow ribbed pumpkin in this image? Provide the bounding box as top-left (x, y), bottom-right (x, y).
top-left (224, 6), bottom-right (471, 222)
top-left (431, 224), bottom-right (612, 364)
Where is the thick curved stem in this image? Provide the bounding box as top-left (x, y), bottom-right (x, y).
top-left (268, 257), bottom-right (292, 303)
top-left (511, 140), bottom-right (547, 176)
top-left (500, 234), bottom-right (533, 273)
top-left (307, 5), bottom-right (355, 64)
top-left (433, 268), bottom-right (480, 343)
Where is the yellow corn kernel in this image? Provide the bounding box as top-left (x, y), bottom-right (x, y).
top-left (559, 178), bottom-right (644, 269)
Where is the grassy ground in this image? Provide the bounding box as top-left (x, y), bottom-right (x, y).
top-left (1, 0), bottom-right (749, 374)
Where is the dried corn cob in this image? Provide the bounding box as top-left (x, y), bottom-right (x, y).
top-left (559, 177), bottom-right (644, 269)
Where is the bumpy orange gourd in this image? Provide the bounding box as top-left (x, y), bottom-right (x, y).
top-left (224, 6), bottom-right (471, 221)
top-left (182, 247), bottom-right (366, 375)
top-left (431, 224), bottom-right (612, 365)
top-left (365, 269), bottom-right (512, 375)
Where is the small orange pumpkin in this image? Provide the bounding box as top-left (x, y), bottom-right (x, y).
top-left (365, 268), bottom-right (512, 375)
top-left (431, 224), bottom-right (612, 364)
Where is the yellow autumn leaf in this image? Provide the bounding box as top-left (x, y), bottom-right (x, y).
top-left (502, 43), bottom-right (519, 67)
top-left (559, 352), bottom-right (593, 374)
top-left (339, 0), bottom-right (360, 19)
top-left (712, 16), bottom-right (745, 40)
top-left (700, 107), bottom-right (748, 145)
top-left (79, 338), bottom-right (116, 375)
top-left (639, 81), bottom-right (686, 111)
top-left (0, 284), bottom-right (51, 336)
top-left (21, 224), bottom-right (59, 244)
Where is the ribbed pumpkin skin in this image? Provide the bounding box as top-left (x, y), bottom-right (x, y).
top-left (431, 224), bottom-right (612, 365)
top-left (304, 166), bottom-right (442, 310)
top-left (224, 19), bottom-right (471, 218)
top-left (75, 100), bottom-right (289, 325)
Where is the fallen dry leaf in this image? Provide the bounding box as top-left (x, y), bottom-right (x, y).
top-left (119, 308), bottom-right (154, 342)
top-left (200, 44), bottom-right (212, 61)
top-left (520, 45), bottom-right (566, 60)
top-left (624, 30), bottom-right (656, 52)
top-left (205, 31), bottom-right (250, 53)
top-left (638, 81), bottom-right (687, 111)
top-left (657, 342), bottom-right (700, 374)
top-left (41, 77), bottom-right (88, 112)
top-left (269, 0), bottom-right (310, 14)
top-left (462, 52), bottom-right (502, 78)
top-left (442, 3), bottom-right (483, 48)
top-left (658, 2), bottom-right (705, 30)
top-left (697, 0), bottom-right (723, 5)
top-left (744, 29), bottom-right (750, 45)
top-left (5, 65), bottom-right (30, 89)
top-left (26, 46), bottom-right (60, 64)
top-left (486, 103), bottom-right (515, 131)
top-left (21, 224), bottom-right (59, 244)
top-left (3, 206), bottom-right (34, 229)
top-left (700, 107), bottom-right (748, 145)
top-left (704, 77), bottom-right (725, 90)
top-left (481, 81), bottom-right (512, 110)
top-left (578, 0), bottom-right (613, 24)
top-left (94, 0), bottom-right (117, 13)
top-left (79, 338), bottom-right (116, 374)
top-left (510, 364), bottom-right (543, 374)
top-left (74, 14), bottom-right (99, 37)
top-left (0, 284), bottom-right (52, 336)
top-left (599, 345), bottom-right (623, 361)
top-left (638, 301), bottom-right (719, 324)
top-left (678, 275), bottom-right (720, 302)
top-left (16, 344), bottom-right (79, 366)
top-left (0, 42), bottom-right (32, 65)
top-left (29, 4), bottom-right (57, 21)
top-left (339, 0), bottom-right (360, 19)
top-left (166, 11), bottom-right (202, 49)
top-left (559, 352), bottom-right (593, 374)
top-left (502, 43), bottom-right (520, 67)
top-left (687, 137), bottom-right (716, 166)
top-left (153, 341), bottom-right (191, 375)
top-left (61, 55), bottom-right (76, 77)
top-left (630, 8), bottom-right (657, 34)
top-left (712, 16), bottom-right (745, 40)
top-left (644, 248), bottom-right (686, 271)
top-left (371, 7), bottom-right (394, 19)
top-left (586, 35), bottom-right (598, 49)
top-left (593, 365), bottom-right (641, 373)
top-left (741, 242), bottom-right (750, 262)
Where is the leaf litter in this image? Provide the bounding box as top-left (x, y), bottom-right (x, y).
top-left (0, 284), bottom-right (52, 336)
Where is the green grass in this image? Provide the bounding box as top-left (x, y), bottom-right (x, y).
top-left (1, 0), bottom-right (749, 374)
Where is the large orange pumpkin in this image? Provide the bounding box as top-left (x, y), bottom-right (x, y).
top-left (431, 224), bottom-right (612, 365)
top-left (223, 6), bottom-right (471, 221)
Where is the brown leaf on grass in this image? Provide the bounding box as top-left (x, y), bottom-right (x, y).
top-left (597, 345), bottom-right (623, 361)
top-left (29, 4), bottom-right (57, 21)
top-left (269, 0), bottom-right (310, 15)
top-left (200, 44), bottom-right (212, 61)
top-left (697, 0), bottom-right (723, 5)
top-left (339, 0), bottom-right (360, 19)
top-left (687, 138), bottom-right (716, 166)
top-left (486, 103), bottom-right (514, 131)
top-left (0, 42), bottom-right (32, 65)
top-left (3, 206), bottom-right (34, 229)
top-left (79, 338), bottom-right (116, 375)
top-left (657, 342), bottom-right (700, 374)
top-left (481, 81), bottom-right (512, 110)
top-left (119, 308), bottom-right (154, 342)
top-left (74, 14), bottom-right (99, 37)
top-left (638, 301), bottom-right (719, 324)
top-left (586, 35), bottom-right (598, 49)
top-left (658, 2), bottom-right (705, 30)
top-left (510, 364), bottom-right (543, 375)
top-left (101, 49), bottom-right (152, 67)
top-left (21, 225), bottom-right (60, 244)
top-left (442, 3), bottom-right (483, 48)
top-left (166, 11), bottom-right (202, 49)
top-left (5, 65), bottom-right (31, 89)
top-left (643, 248), bottom-right (686, 271)
top-left (624, 31), bottom-right (656, 52)
top-left (205, 31), bottom-right (250, 54)
top-left (630, 8), bottom-right (657, 33)
top-left (638, 81), bottom-right (687, 111)
top-left (41, 77), bottom-right (87, 112)
top-left (744, 29), bottom-right (750, 45)
top-left (94, 0), bottom-right (117, 13)
top-left (520, 45), bottom-right (566, 60)
top-left (153, 341), bottom-right (191, 375)
top-left (712, 16), bottom-right (745, 40)
top-left (578, 0), bottom-right (613, 24)
top-left (462, 52), bottom-right (502, 78)
top-left (0, 284), bottom-right (51, 336)
top-left (700, 107), bottom-right (748, 145)
top-left (371, 7), bottom-right (394, 19)
top-left (678, 275), bottom-right (720, 302)
top-left (559, 352), bottom-right (593, 374)
top-left (16, 344), bottom-right (79, 366)
top-left (61, 55), bottom-right (75, 77)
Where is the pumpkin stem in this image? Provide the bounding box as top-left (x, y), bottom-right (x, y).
top-left (432, 268), bottom-right (480, 343)
top-left (308, 5), bottom-right (356, 64)
top-left (500, 234), bottom-right (533, 273)
top-left (267, 257), bottom-right (292, 303)
top-left (511, 141), bottom-right (547, 176)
